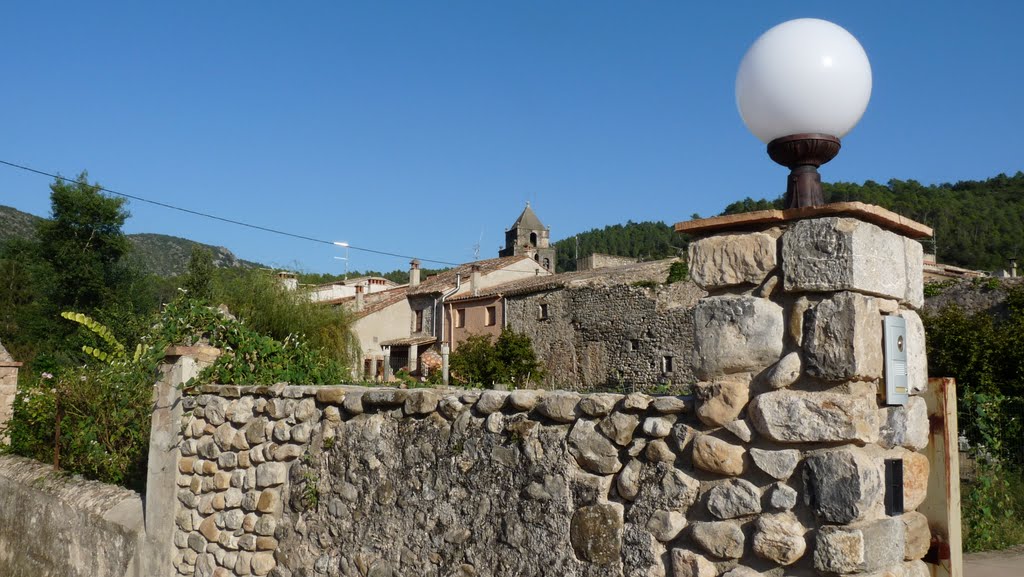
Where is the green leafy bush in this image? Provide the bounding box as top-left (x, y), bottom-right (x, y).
top-left (448, 329), bottom-right (544, 388)
top-left (2, 295), bottom-right (349, 490)
top-left (213, 268), bottom-right (359, 368)
top-left (959, 391), bottom-right (1024, 551)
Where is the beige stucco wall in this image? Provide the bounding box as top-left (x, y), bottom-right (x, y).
top-left (353, 300), bottom-right (412, 362)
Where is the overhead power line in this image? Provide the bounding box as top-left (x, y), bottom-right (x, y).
top-left (0, 158), bottom-right (461, 267)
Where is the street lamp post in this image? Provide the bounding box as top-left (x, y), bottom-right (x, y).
top-left (736, 18), bottom-right (872, 208)
top-left (333, 241), bottom-right (350, 280)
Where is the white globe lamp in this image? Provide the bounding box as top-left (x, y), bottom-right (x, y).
top-left (736, 18), bottom-right (872, 208)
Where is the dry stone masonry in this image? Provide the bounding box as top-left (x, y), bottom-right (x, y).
top-left (165, 211), bottom-right (932, 577)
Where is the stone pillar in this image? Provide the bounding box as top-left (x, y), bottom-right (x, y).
top-left (0, 359), bottom-right (21, 445)
top-left (143, 345), bottom-right (220, 577)
top-left (441, 343), bottom-right (450, 386)
top-left (382, 346), bottom-right (392, 381)
top-left (676, 204), bottom-right (932, 577)
top-left (408, 343), bottom-right (419, 374)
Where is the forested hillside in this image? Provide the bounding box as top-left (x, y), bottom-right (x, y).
top-left (551, 221), bottom-right (685, 272)
top-left (721, 172), bottom-right (1024, 270)
top-left (1, 204), bottom-right (258, 276)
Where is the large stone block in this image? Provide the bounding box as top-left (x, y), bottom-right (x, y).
top-left (570, 503), bottom-right (623, 565)
top-left (691, 434), bottom-right (745, 476)
top-left (693, 296), bottom-right (784, 380)
top-left (813, 518), bottom-right (905, 574)
top-left (804, 447), bottom-right (882, 524)
top-left (803, 291), bottom-right (883, 381)
top-left (782, 217), bottom-right (922, 307)
top-left (749, 390), bottom-right (880, 444)
top-left (902, 511), bottom-right (930, 561)
top-left (751, 512), bottom-right (807, 565)
top-left (694, 375), bottom-right (750, 428)
top-left (689, 231), bottom-right (778, 290)
top-left (690, 521), bottom-right (744, 559)
top-left (568, 419), bottom-right (623, 475)
top-left (879, 396), bottom-right (929, 451)
top-left (670, 549), bottom-right (716, 577)
top-left (706, 479), bottom-right (761, 520)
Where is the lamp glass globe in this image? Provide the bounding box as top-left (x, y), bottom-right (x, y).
top-left (736, 18), bottom-right (872, 144)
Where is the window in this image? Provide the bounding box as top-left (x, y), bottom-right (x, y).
top-left (661, 355), bottom-right (674, 373)
top-left (530, 232), bottom-right (538, 246)
top-left (455, 308), bottom-right (466, 328)
top-left (627, 339), bottom-right (639, 352)
top-left (543, 257), bottom-right (551, 270)
top-left (485, 306), bottom-right (497, 327)
top-left (414, 309), bottom-right (424, 332)
top-left (538, 303), bottom-right (549, 320)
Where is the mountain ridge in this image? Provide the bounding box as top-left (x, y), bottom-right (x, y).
top-left (0, 204), bottom-right (260, 277)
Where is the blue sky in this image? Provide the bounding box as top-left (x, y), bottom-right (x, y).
top-left (1, 2), bottom-right (1021, 274)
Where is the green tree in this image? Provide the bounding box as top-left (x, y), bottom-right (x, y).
top-left (449, 329), bottom-right (543, 387)
top-left (448, 334), bottom-right (499, 386)
top-left (494, 328), bottom-right (544, 386)
top-left (37, 173), bottom-right (131, 312)
top-left (183, 247), bottom-right (215, 303)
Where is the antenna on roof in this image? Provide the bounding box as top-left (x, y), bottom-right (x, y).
top-left (473, 230), bottom-right (482, 261)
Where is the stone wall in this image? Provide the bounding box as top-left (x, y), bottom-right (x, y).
top-left (577, 253), bottom-right (639, 271)
top-left (162, 212), bottom-right (935, 577)
top-left (0, 455), bottom-right (145, 577)
top-left (506, 282), bottom-right (705, 393)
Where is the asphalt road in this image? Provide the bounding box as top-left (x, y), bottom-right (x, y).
top-left (964, 545), bottom-right (1024, 577)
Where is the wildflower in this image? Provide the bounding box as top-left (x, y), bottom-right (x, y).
top-left (41, 372), bottom-right (53, 380)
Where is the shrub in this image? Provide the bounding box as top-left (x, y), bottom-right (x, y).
top-left (213, 269), bottom-right (359, 368)
top-left (449, 329), bottom-right (544, 388)
top-left (1, 294), bottom-right (349, 490)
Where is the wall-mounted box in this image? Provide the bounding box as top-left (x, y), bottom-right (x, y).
top-left (884, 315), bottom-right (909, 406)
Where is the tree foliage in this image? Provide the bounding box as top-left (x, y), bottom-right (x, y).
top-left (37, 173), bottom-right (132, 311)
top-left (449, 329), bottom-right (544, 387)
top-left (183, 246), bottom-right (215, 303)
top-left (2, 295), bottom-right (349, 491)
top-left (552, 221), bottom-right (686, 273)
top-left (723, 172), bottom-right (1024, 271)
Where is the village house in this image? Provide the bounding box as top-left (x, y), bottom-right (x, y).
top-left (341, 256), bottom-right (550, 381)
top-left (308, 276), bottom-right (400, 304)
top-left (445, 258), bottom-right (704, 392)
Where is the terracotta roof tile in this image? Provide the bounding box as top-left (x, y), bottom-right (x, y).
top-left (408, 255), bottom-right (539, 295)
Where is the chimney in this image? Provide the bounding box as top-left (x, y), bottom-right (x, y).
top-left (355, 284), bottom-right (364, 311)
top-left (276, 271), bottom-right (297, 291)
top-left (471, 265), bottom-right (481, 296)
top-left (409, 259), bottom-right (421, 287)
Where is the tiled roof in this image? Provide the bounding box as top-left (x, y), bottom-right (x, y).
top-left (323, 285), bottom-right (411, 319)
top-left (447, 258), bottom-right (680, 302)
top-left (380, 336), bottom-right (437, 347)
top-left (407, 255), bottom-right (539, 295)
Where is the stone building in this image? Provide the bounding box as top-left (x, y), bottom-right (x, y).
top-left (343, 256), bottom-right (549, 380)
top-left (498, 202), bottom-right (556, 272)
top-left (445, 259), bottom-right (704, 392)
